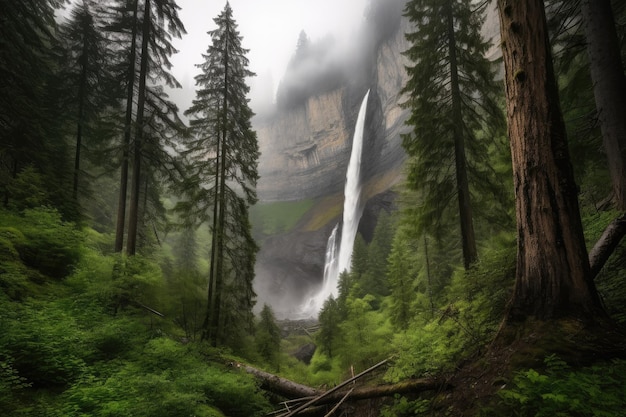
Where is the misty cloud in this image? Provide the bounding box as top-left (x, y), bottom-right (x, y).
top-left (273, 0), bottom-right (407, 111)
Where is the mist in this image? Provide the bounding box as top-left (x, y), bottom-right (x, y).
top-left (258, 0), bottom-right (407, 116)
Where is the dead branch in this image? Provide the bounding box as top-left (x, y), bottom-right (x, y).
top-left (589, 213), bottom-right (626, 279)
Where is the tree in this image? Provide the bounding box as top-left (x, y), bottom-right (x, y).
top-left (0, 0), bottom-right (78, 217)
top-left (401, 0), bottom-right (506, 269)
top-left (58, 1), bottom-right (115, 202)
top-left (317, 297), bottom-right (341, 358)
top-left (125, 0), bottom-right (185, 255)
top-left (580, 0), bottom-right (626, 209)
top-left (105, 0), bottom-right (186, 254)
top-left (255, 304), bottom-right (281, 369)
top-left (497, 0), bottom-right (605, 320)
top-left (181, 2), bottom-right (259, 346)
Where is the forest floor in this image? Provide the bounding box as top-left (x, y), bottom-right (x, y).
top-left (436, 318), bottom-right (626, 416)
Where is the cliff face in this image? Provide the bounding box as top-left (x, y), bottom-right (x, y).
top-left (252, 14), bottom-right (411, 317)
top-left (255, 15), bottom-right (411, 202)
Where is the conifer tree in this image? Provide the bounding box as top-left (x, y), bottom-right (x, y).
top-left (104, 0), bottom-right (186, 254)
top-left (58, 1), bottom-right (115, 201)
top-left (255, 304), bottom-right (281, 369)
top-left (0, 0), bottom-right (75, 215)
top-left (401, 0), bottom-right (505, 269)
top-left (181, 2), bottom-right (259, 346)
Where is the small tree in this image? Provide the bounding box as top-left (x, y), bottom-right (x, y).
top-left (255, 304), bottom-right (281, 370)
top-left (317, 297), bottom-right (341, 358)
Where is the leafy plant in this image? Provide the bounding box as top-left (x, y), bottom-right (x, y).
top-left (498, 355), bottom-right (626, 416)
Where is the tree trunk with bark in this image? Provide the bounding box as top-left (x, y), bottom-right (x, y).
top-left (447, 0), bottom-right (478, 269)
top-left (114, 0), bottom-right (139, 253)
top-left (497, 0), bottom-right (605, 320)
top-left (126, 0), bottom-right (151, 256)
top-left (581, 0), bottom-right (626, 210)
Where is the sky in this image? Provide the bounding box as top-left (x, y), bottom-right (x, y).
top-left (168, 0), bottom-right (370, 113)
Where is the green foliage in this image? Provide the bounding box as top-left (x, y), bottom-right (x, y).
top-left (381, 396), bottom-right (430, 417)
top-left (255, 304), bottom-right (282, 369)
top-left (13, 207), bottom-right (82, 280)
top-left (60, 338), bottom-right (270, 417)
top-left (0, 300), bottom-right (88, 389)
top-left (5, 166), bottom-right (49, 212)
top-left (498, 356), bottom-right (626, 417)
top-left (387, 243), bottom-right (515, 382)
top-left (317, 296), bottom-right (341, 357)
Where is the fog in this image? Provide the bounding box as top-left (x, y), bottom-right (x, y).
top-left (169, 0), bottom-right (407, 118)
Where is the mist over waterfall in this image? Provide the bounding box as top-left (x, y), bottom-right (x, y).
top-left (300, 90), bottom-right (371, 317)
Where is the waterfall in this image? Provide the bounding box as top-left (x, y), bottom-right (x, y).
top-left (336, 89), bottom-right (370, 278)
top-left (299, 90), bottom-right (370, 317)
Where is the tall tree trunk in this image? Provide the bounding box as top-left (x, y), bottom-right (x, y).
top-left (73, 37), bottom-right (89, 201)
top-left (201, 137), bottom-right (221, 342)
top-left (208, 24), bottom-right (229, 346)
top-left (114, 0), bottom-right (139, 253)
top-left (581, 0), bottom-right (626, 210)
top-left (497, 0), bottom-right (604, 320)
top-left (126, 0), bottom-right (150, 256)
top-left (446, 0), bottom-right (477, 269)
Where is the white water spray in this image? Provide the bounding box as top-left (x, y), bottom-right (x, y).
top-left (300, 90), bottom-right (370, 317)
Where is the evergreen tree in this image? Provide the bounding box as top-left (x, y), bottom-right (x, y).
top-left (58, 1), bottom-right (116, 202)
top-left (360, 211), bottom-right (394, 300)
top-left (255, 304), bottom-right (281, 369)
top-left (104, 0), bottom-right (186, 254)
top-left (401, 0), bottom-right (506, 269)
top-left (125, 0), bottom-right (186, 255)
top-left (0, 0), bottom-right (77, 217)
top-left (317, 296), bottom-right (341, 358)
top-left (181, 2), bottom-right (259, 346)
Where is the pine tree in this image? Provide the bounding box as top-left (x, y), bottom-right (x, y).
top-left (0, 0), bottom-right (75, 216)
top-left (255, 304), bottom-right (281, 369)
top-left (104, 0), bottom-right (186, 254)
top-left (58, 1), bottom-right (115, 202)
top-left (401, 0), bottom-right (506, 269)
top-left (317, 296), bottom-right (341, 358)
top-left (181, 2), bottom-right (259, 346)
top-left (125, 0), bottom-right (186, 255)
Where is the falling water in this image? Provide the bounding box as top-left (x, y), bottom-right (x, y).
top-left (336, 89), bottom-right (370, 278)
top-left (299, 90), bottom-right (370, 317)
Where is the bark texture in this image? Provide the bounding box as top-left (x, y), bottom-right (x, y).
top-left (581, 0), bottom-right (626, 210)
top-left (497, 0), bottom-right (604, 320)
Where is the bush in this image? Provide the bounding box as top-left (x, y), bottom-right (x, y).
top-left (14, 207), bottom-right (82, 279)
top-left (498, 355), bottom-right (626, 417)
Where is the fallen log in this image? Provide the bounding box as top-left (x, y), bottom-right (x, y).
top-left (317, 378), bottom-right (451, 404)
top-left (238, 363), bottom-right (321, 399)
top-left (240, 360), bottom-right (451, 416)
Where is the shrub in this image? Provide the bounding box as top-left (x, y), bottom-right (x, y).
top-left (498, 355), bottom-right (626, 417)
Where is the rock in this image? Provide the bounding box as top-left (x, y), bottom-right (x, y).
top-left (292, 343), bottom-right (317, 365)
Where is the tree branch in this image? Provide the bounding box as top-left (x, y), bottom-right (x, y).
top-left (589, 213), bottom-right (626, 279)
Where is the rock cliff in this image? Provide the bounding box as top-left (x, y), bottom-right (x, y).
top-left (254, 14), bottom-right (411, 202)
